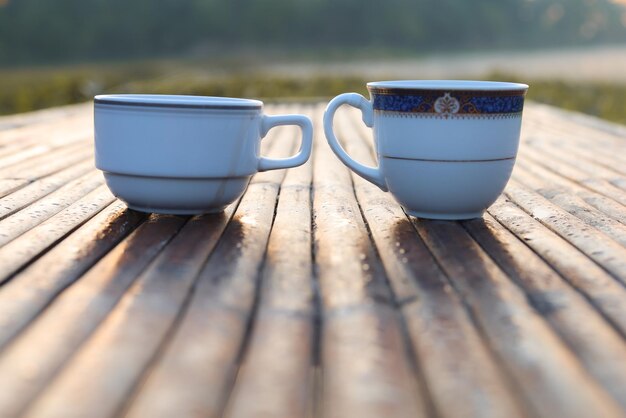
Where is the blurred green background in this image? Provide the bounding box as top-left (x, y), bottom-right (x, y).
top-left (1, 0), bottom-right (626, 122)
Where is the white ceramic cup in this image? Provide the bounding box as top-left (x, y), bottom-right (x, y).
top-left (324, 80), bottom-right (528, 220)
top-left (95, 94), bottom-right (313, 214)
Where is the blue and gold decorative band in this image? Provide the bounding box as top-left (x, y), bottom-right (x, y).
top-left (370, 88), bottom-right (526, 119)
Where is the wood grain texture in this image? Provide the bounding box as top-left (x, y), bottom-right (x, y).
top-left (0, 170), bottom-right (104, 245)
top-left (0, 108), bottom-right (89, 141)
top-left (465, 214), bottom-right (626, 408)
top-left (504, 181), bottom-right (626, 284)
top-left (26, 105), bottom-right (303, 418)
top-left (514, 163), bottom-right (626, 247)
top-left (0, 185), bottom-right (115, 283)
top-left (313, 107), bottom-right (427, 418)
top-left (0, 102), bottom-right (624, 417)
top-left (225, 107), bottom-right (317, 418)
top-left (25, 207), bottom-right (237, 418)
top-left (512, 160), bottom-right (626, 226)
top-left (343, 107), bottom-right (525, 418)
top-left (0, 122), bottom-right (89, 167)
top-left (125, 107), bottom-right (298, 418)
top-left (0, 103), bottom-right (89, 134)
top-left (0, 215), bottom-right (186, 417)
top-left (524, 105), bottom-right (626, 161)
top-left (488, 196), bottom-right (626, 336)
top-left (413, 219), bottom-right (623, 417)
top-left (518, 146), bottom-right (626, 207)
top-left (0, 178), bottom-right (28, 198)
top-left (0, 201), bottom-right (144, 349)
top-left (0, 160), bottom-right (96, 219)
top-left (0, 141), bottom-right (92, 181)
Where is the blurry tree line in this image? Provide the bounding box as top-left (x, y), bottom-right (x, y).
top-left (1, 0), bottom-right (625, 66)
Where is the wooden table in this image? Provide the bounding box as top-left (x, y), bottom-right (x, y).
top-left (0, 102), bottom-right (626, 418)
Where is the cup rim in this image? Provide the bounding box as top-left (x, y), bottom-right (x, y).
top-left (367, 80), bottom-right (528, 92)
top-left (94, 94), bottom-right (263, 110)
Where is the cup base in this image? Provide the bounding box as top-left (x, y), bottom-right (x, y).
top-left (126, 204), bottom-right (228, 215)
top-left (404, 209), bottom-right (484, 220)
top-left (103, 172), bottom-right (249, 216)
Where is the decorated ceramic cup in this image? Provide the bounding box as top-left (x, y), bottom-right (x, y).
top-left (324, 80), bottom-right (528, 220)
top-left (95, 94), bottom-right (313, 214)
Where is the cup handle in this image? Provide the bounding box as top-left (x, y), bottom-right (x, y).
top-left (258, 114), bottom-right (313, 172)
top-left (323, 93), bottom-right (387, 191)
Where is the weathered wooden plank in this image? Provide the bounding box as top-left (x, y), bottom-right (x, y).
top-left (550, 103), bottom-right (626, 136)
top-left (26, 105), bottom-right (301, 418)
top-left (521, 112), bottom-right (623, 157)
top-left (0, 106), bottom-right (89, 143)
top-left (123, 188), bottom-right (278, 418)
top-left (519, 144), bottom-right (626, 206)
top-left (0, 179), bottom-right (28, 198)
top-left (0, 170), bottom-right (103, 245)
top-left (535, 132), bottom-right (626, 177)
top-left (413, 218), bottom-right (623, 417)
top-left (521, 135), bottom-right (626, 197)
top-left (0, 118), bottom-right (96, 193)
top-left (465, 213), bottom-right (626, 408)
top-left (312, 107), bottom-right (427, 418)
top-left (536, 191), bottom-right (626, 246)
top-left (0, 215), bottom-right (186, 417)
top-left (0, 144), bottom-right (66, 170)
top-left (0, 103), bottom-right (89, 134)
top-left (512, 164), bottom-right (626, 246)
top-left (312, 124), bottom-right (393, 310)
top-left (225, 108), bottom-right (316, 418)
top-left (577, 188), bottom-right (626, 225)
top-left (0, 141), bottom-right (92, 181)
top-left (487, 196), bottom-right (626, 336)
top-left (0, 133), bottom-right (89, 168)
top-left (570, 143), bottom-right (626, 177)
top-left (517, 146), bottom-right (602, 183)
top-left (26, 206), bottom-right (238, 418)
top-left (579, 178), bottom-right (626, 207)
top-left (612, 182), bottom-right (626, 193)
top-left (526, 140), bottom-right (624, 181)
top-left (524, 104), bottom-right (626, 140)
top-left (124, 107), bottom-right (297, 418)
top-left (0, 100), bottom-right (623, 418)
top-left (0, 185), bottom-right (115, 284)
top-left (342, 108), bottom-right (526, 418)
top-left (537, 142), bottom-right (626, 194)
top-left (0, 160), bottom-right (95, 219)
top-left (0, 115), bottom-right (90, 166)
top-left (324, 308), bottom-right (427, 418)
top-left (525, 105), bottom-right (626, 157)
top-left (0, 201), bottom-right (144, 349)
top-left (513, 159), bottom-right (626, 226)
top-left (505, 181), bottom-right (626, 284)
top-left (225, 315), bottom-right (314, 418)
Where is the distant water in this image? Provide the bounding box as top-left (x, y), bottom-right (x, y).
top-left (259, 45), bottom-right (626, 82)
